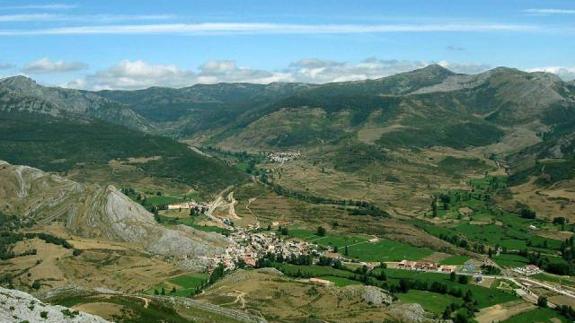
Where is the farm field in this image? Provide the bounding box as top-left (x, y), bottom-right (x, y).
top-left (288, 229), bottom-right (434, 262)
top-left (492, 254), bottom-right (529, 268)
top-left (439, 255), bottom-right (470, 265)
top-left (382, 269), bottom-right (517, 308)
top-left (502, 307), bottom-right (569, 323)
top-left (147, 273), bottom-right (209, 297)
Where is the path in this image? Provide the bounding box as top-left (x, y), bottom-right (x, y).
top-left (227, 191), bottom-right (241, 220)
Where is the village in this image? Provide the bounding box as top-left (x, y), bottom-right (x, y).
top-left (267, 151), bottom-right (302, 163)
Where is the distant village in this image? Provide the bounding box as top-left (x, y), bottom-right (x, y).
top-left (267, 151), bottom-right (302, 163)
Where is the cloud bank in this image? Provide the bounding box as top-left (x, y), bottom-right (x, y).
top-left (66, 58), bottom-right (495, 90)
top-left (527, 66), bottom-right (575, 81)
top-left (524, 8), bottom-right (575, 15)
top-left (0, 22), bottom-right (541, 36)
top-left (23, 58), bottom-right (88, 73)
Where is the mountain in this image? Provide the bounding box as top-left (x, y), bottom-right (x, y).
top-left (0, 76), bottom-right (153, 132)
top-left (0, 160), bottom-right (228, 269)
top-left (181, 66), bottom-right (574, 152)
top-left (98, 82), bottom-right (314, 137)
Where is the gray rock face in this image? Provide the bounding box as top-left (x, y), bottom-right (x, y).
top-left (0, 161), bottom-right (228, 269)
top-left (388, 303), bottom-right (435, 323)
top-left (339, 285), bottom-right (392, 306)
top-left (0, 287), bottom-right (110, 323)
top-left (0, 75), bottom-right (153, 131)
top-left (360, 285), bottom-right (393, 306)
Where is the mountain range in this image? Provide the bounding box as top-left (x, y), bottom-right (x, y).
top-left (4, 64), bottom-right (573, 180)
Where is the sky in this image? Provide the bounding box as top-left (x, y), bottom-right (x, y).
top-left (0, 0), bottom-right (573, 90)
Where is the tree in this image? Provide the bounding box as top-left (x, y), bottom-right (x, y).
top-left (317, 226), bottom-right (326, 237)
top-left (160, 287), bottom-right (166, 295)
top-left (442, 306), bottom-right (452, 320)
top-left (450, 272), bottom-right (457, 282)
top-left (537, 296), bottom-right (548, 308)
top-left (171, 287), bottom-right (177, 294)
top-left (553, 217), bottom-right (567, 225)
top-left (280, 227), bottom-right (289, 236)
top-left (440, 194), bottom-right (451, 210)
top-left (431, 197), bottom-right (438, 217)
top-left (520, 208), bottom-right (536, 219)
top-left (344, 245), bottom-right (349, 256)
top-left (32, 280), bottom-right (41, 290)
top-left (458, 275), bottom-right (469, 285)
top-left (333, 245), bottom-right (339, 253)
top-left (210, 263), bottom-right (226, 283)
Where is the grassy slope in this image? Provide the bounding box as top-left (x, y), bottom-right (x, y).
top-left (502, 307), bottom-right (569, 323)
top-left (0, 113), bottom-right (245, 194)
top-left (398, 290), bottom-right (462, 314)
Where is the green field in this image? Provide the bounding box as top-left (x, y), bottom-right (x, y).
top-left (289, 229), bottom-right (433, 262)
top-left (382, 269), bottom-right (517, 308)
top-left (321, 275), bottom-right (361, 287)
top-left (439, 255), bottom-right (470, 265)
top-left (346, 239), bottom-right (434, 262)
top-left (502, 307), bottom-right (569, 323)
top-left (142, 195), bottom-right (183, 208)
top-left (493, 254), bottom-right (529, 268)
top-left (147, 273), bottom-right (209, 297)
top-left (273, 263), bottom-right (355, 280)
top-left (398, 290), bottom-right (462, 315)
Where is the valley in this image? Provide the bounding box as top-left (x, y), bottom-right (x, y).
top-left (2, 65), bottom-right (575, 322)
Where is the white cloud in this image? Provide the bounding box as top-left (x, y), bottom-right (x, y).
top-left (67, 59), bottom-right (291, 90)
top-left (64, 58), bottom-right (574, 91)
top-left (0, 63), bottom-right (14, 69)
top-left (0, 3), bottom-right (77, 10)
top-left (0, 22), bottom-right (541, 36)
top-left (0, 14), bottom-right (174, 22)
top-left (436, 61), bottom-right (492, 74)
top-left (524, 8), bottom-right (575, 15)
top-left (22, 58), bottom-right (87, 73)
top-left (66, 58), bottom-right (494, 90)
top-left (527, 66), bottom-right (575, 81)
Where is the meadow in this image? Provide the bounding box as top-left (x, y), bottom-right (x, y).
top-left (398, 290), bottom-right (462, 314)
top-left (147, 273), bottom-right (209, 297)
top-left (502, 307), bottom-right (569, 323)
top-left (288, 229), bottom-right (434, 262)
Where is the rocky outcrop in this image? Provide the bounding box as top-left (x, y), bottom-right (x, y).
top-left (0, 287), bottom-right (109, 323)
top-left (0, 76), bottom-right (153, 132)
top-left (388, 303), bottom-right (436, 323)
top-left (0, 161), bottom-right (228, 269)
top-left (339, 285), bottom-right (393, 306)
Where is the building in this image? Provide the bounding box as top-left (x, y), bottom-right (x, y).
top-left (167, 202), bottom-right (198, 210)
top-left (309, 278), bottom-right (333, 286)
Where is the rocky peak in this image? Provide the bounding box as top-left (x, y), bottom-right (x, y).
top-left (0, 75), bottom-right (41, 91)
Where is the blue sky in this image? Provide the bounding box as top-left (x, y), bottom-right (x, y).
top-left (0, 0), bottom-right (573, 89)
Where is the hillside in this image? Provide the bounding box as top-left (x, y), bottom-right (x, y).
top-left (98, 82), bottom-right (313, 137)
top-left (0, 161), bottom-right (228, 267)
top-left (0, 111), bottom-right (246, 195)
top-left (0, 76), bottom-right (153, 132)
top-left (166, 65), bottom-right (574, 152)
